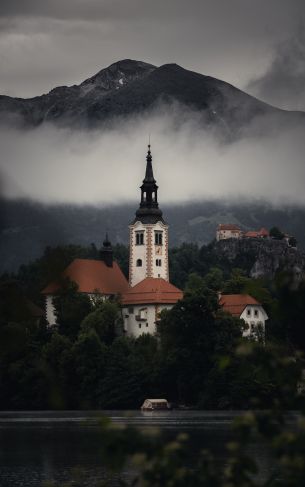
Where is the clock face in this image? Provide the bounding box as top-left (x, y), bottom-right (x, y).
top-left (155, 246), bottom-right (162, 255)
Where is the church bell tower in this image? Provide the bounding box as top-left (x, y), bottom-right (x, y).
top-left (129, 145), bottom-right (169, 287)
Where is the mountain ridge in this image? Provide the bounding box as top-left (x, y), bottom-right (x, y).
top-left (1, 59), bottom-right (304, 133)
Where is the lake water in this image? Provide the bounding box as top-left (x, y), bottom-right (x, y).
top-left (0, 411), bottom-right (274, 486)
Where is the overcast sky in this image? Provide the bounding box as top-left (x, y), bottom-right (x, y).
top-left (1, 0), bottom-right (305, 110)
top-left (1, 0), bottom-right (305, 207)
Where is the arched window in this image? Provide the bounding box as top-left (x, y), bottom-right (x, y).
top-left (136, 259), bottom-right (142, 267)
top-left (136, 231), bottom-right (144, 245)
top-left (155, 231), bottom-right (163, 245)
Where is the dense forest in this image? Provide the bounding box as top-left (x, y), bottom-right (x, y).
top-left (0, 242), bottom-right (305, 410)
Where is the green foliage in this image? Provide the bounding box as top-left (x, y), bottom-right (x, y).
top-left (53, 280), bottom-right (92, 340)
top-left (270, 226), bottom-right (285, 240)
top-left (73, 330), bottom-right (107, 408)
top-left (1, 242), bottom-right (305, 414)
top-left (169, 243), bottom-right (200, 289)
top-left (222, 268), bottom-right (249, 294)
top-left (81, 300), bottom-right (121, 344)
top-left (158, 287), bottom-right (242, 404)
top-left (289, 236), bottom-right (297, 247)
top-left (47, 342), bottom-right (305, 487)
top-left (113, 243), bottom-right (129, 278)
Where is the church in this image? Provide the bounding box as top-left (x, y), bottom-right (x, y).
top-left (42, 145), bottom-right (183, 335)
top-left (121, 145), bottom-right (183, 335)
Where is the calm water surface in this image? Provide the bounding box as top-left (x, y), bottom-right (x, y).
top-left (0, 411), bottom-right (274, 487)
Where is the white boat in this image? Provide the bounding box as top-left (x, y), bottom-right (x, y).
top-left (141, 398), bottom-right (171, 411)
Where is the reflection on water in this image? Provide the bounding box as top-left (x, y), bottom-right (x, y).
top-left (0, 411), bottom-right (273, 487)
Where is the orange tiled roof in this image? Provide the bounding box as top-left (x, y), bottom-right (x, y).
top-left (219, 294), bottom-right (260, 317)
top-left (217, 224), bottom-right (241, 231)
top-left (42, 258), bottom-right (129, 295)
top-left (121, 278), bottom-right (183, 305)
top-left (258, 227), bottom-right (269, 236)
top-left (244, 231), bottom-right (259, 238)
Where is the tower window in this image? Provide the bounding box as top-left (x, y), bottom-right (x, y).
top-left (156, 259), bottom-right (162, 266)
top-left (136, 259), bottom-right (142, 267)
top-left (136, 231), bottom-right (144, 245)
top-left (155, 231), bottom-right (163, 245)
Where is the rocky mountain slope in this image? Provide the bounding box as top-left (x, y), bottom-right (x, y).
top-left (214, 238), bottom-right (305, 281)
top-left (0, 59), bottom-right (304, 135)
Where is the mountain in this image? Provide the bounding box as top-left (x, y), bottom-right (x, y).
top-left (1, 59), bottom-right (304, 135)
top-left (1, 199), bottom-right (305, 274)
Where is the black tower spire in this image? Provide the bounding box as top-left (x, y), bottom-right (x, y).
top-left (100, 233), bottom-right (113, 267)
top-left (135, 145), bottom-right (164, 224)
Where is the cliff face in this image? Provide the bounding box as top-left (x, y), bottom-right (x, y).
top-left (214, 238), bottom-right (305, 280)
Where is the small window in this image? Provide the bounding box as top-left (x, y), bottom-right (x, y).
top-left (128, 307), bottom-right (134, 314)
top-left (155, 231), bottom-right (163, 245)
top-left (136, 259), bottom-right (142, 267)
top-left (146, 323), bottom-right (148, 327)
top-left (139, 323), bottom-right (142, 329)
top-left (125, 315), bottom-right (129, 318)
top-left (136, 232), bottom-right (144, 245)
top-left (254, 309), bottom-right (258, 317)
top-left (247, 309), bottom-right (251, 317)
top-left (156, 259), bottom-right (162, 266)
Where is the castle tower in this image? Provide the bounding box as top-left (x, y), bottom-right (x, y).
top-left (129, 145), bottom-right (169, 286)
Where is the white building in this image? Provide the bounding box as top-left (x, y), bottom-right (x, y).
top-left (216, 224), bottom-right (242, 241)
top-left (42, 239), bottom-right (129, 325)
top-left (42, 145), bottom-right (182, 334)
top-left (122, 145), bottom-right (183, 336)
top-left (219, 293), bottom-right (268, 340)
top-left (122, 277), bottom-right (183, 337)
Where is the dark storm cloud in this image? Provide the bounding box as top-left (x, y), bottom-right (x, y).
top-left (1, 0), bottom-right (300, 22)
top-left (0, 0), bottom-right (304, 98)
top-left (248, 26), bottom-right (305, 111)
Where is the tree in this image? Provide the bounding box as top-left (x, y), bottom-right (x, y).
top-left (222, 268), bottom-right (249, 294)
top-left (270, 226), bottom-right (285, 240)
top-left (158, 287), bottom-right (242, 404)
top-left (99, 337), bottom-right (144, 409)
top-left (73, 330), bottom-right (107, 408)
top-left (53, 280), bottom-right (92, 340)
top-left (81, 300), bottom-right (121, 345)
top-left (289, 236), bottom-right (297, 247)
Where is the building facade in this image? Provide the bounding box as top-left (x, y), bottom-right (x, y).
top-left (219, 293), bottom-right (268, 340)
top-left (216, 224), bottom-right (242, 241)
top-left (42, 237), bottom-right (129, 326)
top-left (122, 145), bottom-right (183, 337)
top-left (129, 145), bottom-right (169, 287)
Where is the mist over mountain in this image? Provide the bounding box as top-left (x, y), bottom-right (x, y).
top-left (0, 59), bottom-right (305, 271)
top-left (1, 198), bottom-right (305, 274)
top-left (0, 59), bottom-right (304, 136)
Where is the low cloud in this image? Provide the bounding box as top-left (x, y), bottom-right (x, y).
top-left (248, 26), bottom-right (305, 111)
top-left (0, 107), bottom-right (304, 207)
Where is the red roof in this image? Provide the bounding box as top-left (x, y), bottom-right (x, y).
top-left (42, 258), bottom-right (129, 295)
top-left (217, 224), bottom-right (241, 231)
top-left (121, 278), bottom-right (183, 305)
top-left (219, 294), bottom-right (260, 317)
top-left (244, 231), bottom-right (259, 238)
top-left (258, 227), bottom-right (269, 236)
